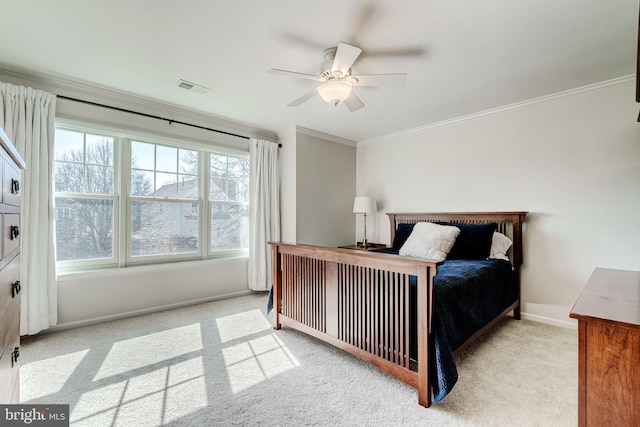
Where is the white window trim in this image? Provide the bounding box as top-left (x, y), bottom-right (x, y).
top-left (207, 150), bottom-right (250, 258)
top-left (54, 122), bottom-right (250, 273)
top-left (54, 127), bottom-right (121, 271)
top-left (54, 193), bottom-right (120, 271)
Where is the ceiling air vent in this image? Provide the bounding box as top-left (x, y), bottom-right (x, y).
top-left (176, 79), bottom-right (210, 94)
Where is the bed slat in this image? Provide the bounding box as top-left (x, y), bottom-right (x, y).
top-left (336, 265), bottom-right (413, 369)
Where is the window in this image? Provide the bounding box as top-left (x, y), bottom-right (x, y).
top-left (209, 154), bottom-right (249, 252)
top-left (54, 125), bottom-right (250, 269)
top-left (130, 141), bottom-right (200, 259)
top-left (54, 129), bottom-right (116, 264)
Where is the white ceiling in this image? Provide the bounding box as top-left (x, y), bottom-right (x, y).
top-left (1, 0), bottom-right (637, 142)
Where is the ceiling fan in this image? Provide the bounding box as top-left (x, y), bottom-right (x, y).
top-left (267, 42), bottom-right (407, 112)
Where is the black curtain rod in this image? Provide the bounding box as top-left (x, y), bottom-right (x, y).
top-left (57, 95), bottom-right (282, 147)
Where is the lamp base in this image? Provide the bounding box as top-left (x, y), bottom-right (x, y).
top-left (358, 240), bottom-right (369, 249)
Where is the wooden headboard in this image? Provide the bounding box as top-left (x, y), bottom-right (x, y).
top-left (386, 212), bottom-right (527, 267)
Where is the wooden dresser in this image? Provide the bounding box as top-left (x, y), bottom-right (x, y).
top-left (570, 268), bottom-right (640, 427)
top-left (0, 127), bottom-right (25, 404)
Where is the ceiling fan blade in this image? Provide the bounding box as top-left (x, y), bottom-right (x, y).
top-left (343, 91), bottom-right (365, 112)
top-left (287, 89), bottom-right (318, 107)
top-left (280, 32), bottom-right (327, 51)
top-left (332, 43), bottom-right (363, 75)
top-left (267, 69), bottom-right (321, 81)
top-left (351, 73), bottom-right (407, 88)
top-left (360, 46), bottom-right (427, 59)
top-left (348, 3), bottom-right (378, 46)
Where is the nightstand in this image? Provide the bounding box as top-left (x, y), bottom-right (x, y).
top-left (338, 243), bottom-right (387, 251)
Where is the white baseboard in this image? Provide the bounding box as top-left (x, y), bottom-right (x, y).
top-left (46, 290), bottom-right (254, 333)
top-left (521, 311), bottom-right (578, 330)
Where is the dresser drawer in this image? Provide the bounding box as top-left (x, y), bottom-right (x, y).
top-left (3, 159), bottom-right (20, 207)
top-left (3, 213), bottom-right (20, 258)
top-left (0, 254), bottom-right (21, 353)
top-left (0, 313), bottom-right (20, 403)
top-left (0, 124), bottom-right (24, 406)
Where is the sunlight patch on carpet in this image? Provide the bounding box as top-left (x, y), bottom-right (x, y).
top-left (94, 323), bottom-right (203, 381)
top-left (163, 357), bottom-right (208, 424)
top-left (20, 349), bottom-right (89, 401)
top-left (222, 333), bottom-right (300, 393)
top-left (216, 309), bottom-right (272, 343)
top-left (71, 380), bottom-right (127, 425)
top-left (71, 357), bottom-right (207, 426)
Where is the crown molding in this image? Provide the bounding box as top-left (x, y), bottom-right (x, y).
top-left (0, 64), bottom-right (278, 142)
top-left (295, 125), bottom-right (357, 147)
top-left (359, 75), bottom-right (636, 146)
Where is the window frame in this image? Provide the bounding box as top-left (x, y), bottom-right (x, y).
top-left (207, 152), bottom-right (250, 258)
top-left (54, 192), bottom-right (121, 270)
top-left (54, 121), bottom-right (250, 272)
top-left (125, 139), bottom-right (205, 265)
top-left (54, 126), bottom-right (121, 271)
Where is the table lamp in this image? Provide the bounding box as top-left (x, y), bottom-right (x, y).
top-left (352, 196), bottom-right (377, 248)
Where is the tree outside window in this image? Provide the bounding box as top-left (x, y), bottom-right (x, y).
top-left (209, 154), bottom-right (249, 251)
top-left (54, 129), bottom-right (116, 261)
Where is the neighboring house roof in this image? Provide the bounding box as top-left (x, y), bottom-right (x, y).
top-left (154, 177), bottom-right (239, 201)
top-left (154, 177), bottom-right (198, 199)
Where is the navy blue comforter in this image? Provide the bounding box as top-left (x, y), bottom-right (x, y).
top-left (413, 258), bottom-right (516, 401)
top-left (266, 254), bottom-right (516, 403)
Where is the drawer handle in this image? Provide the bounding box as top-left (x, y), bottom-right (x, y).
top-left (10, 178), bottom-right (20, 195)
top-left (10, 225), bottom-right (19, 240)
top-left (12, 280), bottom-right (21, 298)
top-left (11, 345), bottom-right (19, 367)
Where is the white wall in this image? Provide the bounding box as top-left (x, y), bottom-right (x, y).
top-left (277, 126), bottom-right (357, 247)
top-left (57, 258), bottom-right (249, 328)
top-left (295, 128), bottom-right (357, 247)
top-left (357, 79), bottom-right (640, 328)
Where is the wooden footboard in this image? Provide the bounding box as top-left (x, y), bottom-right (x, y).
top-left (270, 243), bottom-right (440, 407)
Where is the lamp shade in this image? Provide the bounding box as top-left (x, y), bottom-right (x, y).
top-left (317, 80), bottom-right (352, 106)
top-left (352, 196), bottom-right (377, 214)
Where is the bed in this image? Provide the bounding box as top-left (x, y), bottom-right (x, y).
top-left (269, 211), bottom-right (527, 407)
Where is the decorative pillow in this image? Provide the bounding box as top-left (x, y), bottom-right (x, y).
top-left (399, 222), bottom-right (461, 262)
top-left (489, 232), bottom-right (512, 261)
top-left (446, 222), bottom-right (498, 260)
top-left (392, 223), bottom-right (416, 251)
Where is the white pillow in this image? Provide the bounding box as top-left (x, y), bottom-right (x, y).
top-left (399, 222), bottom-right (461, 262)
top-left (489, 232), bottom-right (512, 261)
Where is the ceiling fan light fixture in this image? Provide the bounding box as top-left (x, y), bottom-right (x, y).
top-left (317, 80), bottom-right (352, 106)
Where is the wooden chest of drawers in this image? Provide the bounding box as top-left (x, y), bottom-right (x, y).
top-left (570, 268), bottom-right (640, 427)
top-left (0, 128), bottom-right (25, 404)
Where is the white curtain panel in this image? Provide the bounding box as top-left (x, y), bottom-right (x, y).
top-left (248, 139), bottom-right (280, 291)
top-left (0, 82), bottom-right (57, 335)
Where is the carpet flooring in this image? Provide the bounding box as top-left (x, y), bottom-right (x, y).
top-left (20, 293), bottom-right (577, 426)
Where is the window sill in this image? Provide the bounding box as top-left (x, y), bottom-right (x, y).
top-left (56, 254), bottom-right (248, 279)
